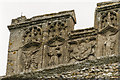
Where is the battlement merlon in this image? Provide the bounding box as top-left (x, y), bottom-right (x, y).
top-left (8, 10), bottom-right (76, 30)
top-left (94, 1), bottom-right (120, 29)
top-left (96, 1), bottom-right (120, 12)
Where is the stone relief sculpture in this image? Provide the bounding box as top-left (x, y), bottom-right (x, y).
top-left (20, 26), bottom-right (43, 72)
top-left (6, 6), bottom-right (119, 75)
top-left (68, 39), bottom-right (96, 62)
top-left (47, 20), bottom-right (68, 38)
top-left (21, 44), bottom-right (43, 71)
top-left (98, 10), bottom-right (119, 57)
top-left (46, 36), bottom-right (65, 66)
top-left (22, 26), bottom-right (42, 44)
top-left (100, 10), bottom-right (118, 30)
top-left (44, 20), bottom-right (69, 66)
top-left (101, 31), bottom-right (117, 56)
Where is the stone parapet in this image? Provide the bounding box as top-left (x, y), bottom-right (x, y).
top-left (8, 10), bottom-right (76, 30)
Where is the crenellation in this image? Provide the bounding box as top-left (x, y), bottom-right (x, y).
top-left (4, 1), bottom-right (120, 79)
top-left (69, 30), bottom-right (97, 40)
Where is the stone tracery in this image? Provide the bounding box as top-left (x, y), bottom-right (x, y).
top-left (100, 10), bottom-right (118, 30)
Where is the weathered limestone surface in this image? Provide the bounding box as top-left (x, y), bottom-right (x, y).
top-left (7, 10), bottom-right (76, 75)
top-left (2, 55), bottom-right (120, 80)
top-left (95, 1), bottom-right (120, 57)
top-left (2, 1), bottom-right (120, 80)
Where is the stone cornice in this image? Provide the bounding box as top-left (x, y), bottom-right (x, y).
top-left (8, 10), bottom-right (76, 30)
top-left (96, 2), bottom-right (120, 12)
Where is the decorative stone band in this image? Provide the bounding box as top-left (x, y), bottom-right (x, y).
top-left (96, 2), bottom-right (120, 12)
top-left (69, 27), bottom-right (97, 40)
top-left (1, 54), bottom-right (119, 80)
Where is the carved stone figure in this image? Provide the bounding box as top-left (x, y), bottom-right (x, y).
top-left (21, 47), bottom-right (41, 72)
top-left (46, 36), bottom-right (65, 66)
top-left (101, 31), bottom-right (117, 56)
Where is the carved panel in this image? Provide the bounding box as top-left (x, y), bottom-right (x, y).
top-left (47, 20), bottom-right (68, 38)
top-left (20, 46), bottom-right (42, 72)
top-left (43, 19), bottom-right (69, 67)
top-left (47, 37), bottom-right (65, 66)
top-left (20, 26), bottom-right (43, 72)
top-left (100, 31), bottom-right (118, 56)
top-left (68, 38), bottom-right (96, 63)
top-left (23, 26), bottom-right (42, 44)
top-left (100, 10), bottom-right (118, 30)
top-left (46, 36), bottom-right (66, 66)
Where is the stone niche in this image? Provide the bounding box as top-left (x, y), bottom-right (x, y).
top-left (94, 2), bottom-right (120, 57)
top-left (6, 10), bottom-right (76, 75)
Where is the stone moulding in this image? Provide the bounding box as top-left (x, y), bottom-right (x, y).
top-left (96, 2), bottom-right (120, 12)
top-left (8, 10), bottom-right (76, 30)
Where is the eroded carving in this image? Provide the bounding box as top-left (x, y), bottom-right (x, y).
top-left (47, 20), bottom-right (68, 38)
top-left (6, 8), bottom-right (120, 76)
top-left (20, 26), bottom-right (43, 72)
top-left (100, 10), bottom-right (118, 29)
top-left (43, 19), bottom-right (69, 67)
top-left (101, 31), bottom-right (117, 56)
top-left (23, 26), bottom-right (42, 44)
top-left (46, 36), bottom-right (65, 66)
top-left (21, 47), bottom-right (40, 72)
top-left (68, 39), bottom-right (96, 62)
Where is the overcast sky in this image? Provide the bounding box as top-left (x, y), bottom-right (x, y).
top-left (0, 0), bottom-right (110, 76)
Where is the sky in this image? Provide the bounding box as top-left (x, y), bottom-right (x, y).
top-left (0, 0), bottom-right (110, 76)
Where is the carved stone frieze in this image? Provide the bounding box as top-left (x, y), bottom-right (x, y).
top-left (95, 7), bottom-right (119, 57)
